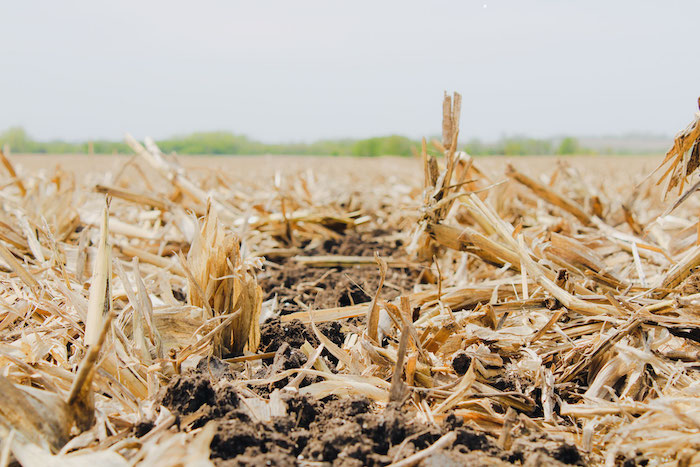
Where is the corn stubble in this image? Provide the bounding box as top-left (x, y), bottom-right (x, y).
top-left (185, 204), bottom-right (262, 357)
top-left (0, 94), bottom-right (698, 465)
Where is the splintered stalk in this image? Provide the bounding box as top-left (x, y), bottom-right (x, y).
top-left (85, 197), bottom-right (112, 347)
top-left (366, 252), bottom-right (388, 344)
top-left (389, 323), bottom-right (410, 402)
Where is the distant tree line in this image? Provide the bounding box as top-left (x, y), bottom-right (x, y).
top-left (0, 126), bottom-right (591, 157)
top-left (463, 136), bottom-right (580, 156)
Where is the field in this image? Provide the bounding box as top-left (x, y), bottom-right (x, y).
top-left (9, 153), bottom-right (660, 178)
top-left (0, 145), bottom-right (699, 467)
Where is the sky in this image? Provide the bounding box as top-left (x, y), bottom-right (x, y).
top-left (1, 1), bottom-right (699, 143)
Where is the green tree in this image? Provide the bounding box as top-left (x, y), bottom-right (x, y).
top-left (351, 135), bottom-right (414, 156)
top-left (0, 127), bottom-right (32, 152)
top-left (557, 137), bottom-right (580, 155)
top-left (502, 137), bottom-right (552, 156)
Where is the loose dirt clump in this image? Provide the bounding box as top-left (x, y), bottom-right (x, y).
top-left (258, 318), bottom-right (345, 376)
top-left (161, 371), bottom-right (217, 415)
top-left (254, 319), bottom-right (346, 391)
top-left (259, 318), bottom-right (315, 353)
top-left (451, 351), bottom-right (472, 375)
top-left (161, 361), bottom-right (247, 429)
top-left (259, 318), bottom-right (345, 354)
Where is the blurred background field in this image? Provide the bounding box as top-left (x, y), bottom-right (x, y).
top-left (6, 153), bottom-right (660, 179)
top-left (0, 127), bottom-right (671, 157)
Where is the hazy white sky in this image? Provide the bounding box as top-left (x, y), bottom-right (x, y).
top-left (2, 1), bottom-right (699, 142)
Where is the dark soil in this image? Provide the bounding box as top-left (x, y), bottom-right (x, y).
top-left (155, 228), bottom-right (587, 466)
top-left (159, 362), bottom-right (588, 467)
top-left (259, 318), bottom-right (344, 355)
top-left (258, 317), bottom-right (345, 379)
top-left (259, 229), bottom-right (419, 315)
top-left (451, 352), bottom-right (472, 376)
top-left (506, 423), bottom-right (587, 467)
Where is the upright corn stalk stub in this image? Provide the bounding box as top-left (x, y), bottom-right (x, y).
top-left (653, 99), bottom-right (700, 203)
top-left (187, 205), bottom-right (262, 357)
top-left (408, 92), bottom-right (468, 262)
top-left (68, 197), bottom-right (112, 432)
top-left (85, 199), bottom-right (112, 347)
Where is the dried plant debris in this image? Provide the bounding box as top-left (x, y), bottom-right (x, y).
top-left (0, 95), bottom-right (699, 466)
top-left (653, 97), bottom-right (700, 204)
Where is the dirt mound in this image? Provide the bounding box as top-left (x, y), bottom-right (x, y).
top-left (160, 363), bottom-right (587, 466)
